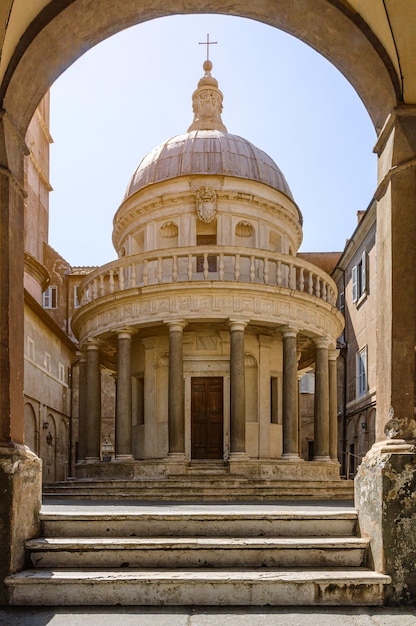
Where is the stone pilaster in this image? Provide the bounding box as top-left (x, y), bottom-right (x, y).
top-left (115, 329), bottom-right (134, 461)
top-left (166, 320), bottom-right (186, 457)
top-left (282, 328), bottom-right (300, 460)
top-left (355, 107), bottom-right (416, 605)
top-left (0, 114), bottom-right (42, 604)
top-left (229, 319), bottom-right (248, 457)
top-left (85, 339), bottom-right (101, 462)
top-left (313, 337), bottom-right (330, 461)
top-left (328, 348), bottom-right (340, 461)
top-left (258, 334), bottom-right (273, 458)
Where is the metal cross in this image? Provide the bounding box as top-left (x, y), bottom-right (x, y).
top-left (199, 33), bottom-right (218, 60)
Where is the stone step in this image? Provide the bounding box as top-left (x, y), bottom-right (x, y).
top-left (40, 508), bottom-right (358, 538)
top-left (43, 479), bottom-right (354, 501)
top-left (5, 568), bottom-right (390, 606)
top-left (27, 536), bottom-right (369, 568)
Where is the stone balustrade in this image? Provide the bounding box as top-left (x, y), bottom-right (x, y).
top-left (78, 246), bottom-right (337, 307)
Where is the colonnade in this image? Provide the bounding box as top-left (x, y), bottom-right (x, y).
top-left (77, 322), bottom-right (339, 464)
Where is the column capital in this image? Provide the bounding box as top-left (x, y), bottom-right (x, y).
top-left (229, 319), bottom-right (249, 332)
top-left (328, 348), bottom-right (340, 361)
top-left (281, 326), bottom-right (299, 339)
top-left (85, 338), bottom-right (100, 352)
top-left (314, 336), bottom-right (330, 349)
top-left (165, 319), bottom-right (187, 333)
top-left (77, 350), bottom-right (87, 363)
top-left (117, 327), bottom-right (135, 340)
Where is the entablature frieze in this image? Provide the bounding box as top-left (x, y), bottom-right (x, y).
top-left (72, 283), bottom-right (344, 348)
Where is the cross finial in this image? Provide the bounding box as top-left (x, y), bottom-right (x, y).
top-left (199, 33), bottom-right (218, 61)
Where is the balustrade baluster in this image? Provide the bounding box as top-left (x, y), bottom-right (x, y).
top-left (315, 276), bottom-right (321, 298)
top-left (219, 254), bottom-right (224, 280)
top-left (109, 270), bottom-right (115, 294)
top-left (289, 264), bottom-right (296, 289)
top-left (308, 271), bottom-right (313, 294)
top-left (130, 263), bottom-right (136, 288)
top-left (187, 254), bottom-right (193, 281)
top-left (92, 278), bottom-right (98, 299)
top-left (157, 258), bottom-right (163, 284)
top-left (249, 256), bottom-right (255, 282)
top-left (276, 260), bottom-right (282, 286)
top-left (172, 255), bottom-right (178, 282)
top-left (264, 258), bottom-right (269, 284)
top-left (234, 254), bottom-right (240, 281)
top-left (203, 253), bottom-right (209, 280)
top-left (119, 267), bottom-right (125, 291)
top-left (322, 281), bottom-right (327, 301)
top-left (143, 260), bottom-right (149, 286)
top-left (299, 267), bottom-right (304, 292)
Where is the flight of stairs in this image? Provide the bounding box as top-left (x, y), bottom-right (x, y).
top-left (42, 474), bottom-right (354, 501)
top-left (5, 501), bottom-right (390, 606)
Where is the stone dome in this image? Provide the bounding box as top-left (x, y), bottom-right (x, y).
top-left (123, 60), bottom-right (294, 202)
top-left (124, 130), bottom-right (294, 200)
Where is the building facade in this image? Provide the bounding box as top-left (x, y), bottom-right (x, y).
top-left (333, 201), bottom-right (377, 477)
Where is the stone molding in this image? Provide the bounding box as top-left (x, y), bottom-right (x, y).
top-left (73, 284), bottom-right (343, 347)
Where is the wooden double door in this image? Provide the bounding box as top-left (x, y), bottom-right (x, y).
top-left (191, 377), bottom-right (224, 459)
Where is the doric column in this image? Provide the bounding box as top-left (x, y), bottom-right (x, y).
top-left (115, 329), bottom-right (134, 460)
top-left (282, 328), bottom-right (300, 460)
top-left (166, 320), bottom-right (186, 456)
top-left (229, 319), bottom-right (248, 456)
top-left (86, 339), bottom-right (101, 462)
top-left (77, 350), bottom-right (88, 461)
top-left (313, 337), bottom-right (330, 461)
top-left (328, 348), bottom-right (340, 461)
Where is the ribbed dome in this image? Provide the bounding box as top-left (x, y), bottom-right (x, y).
top-left (124, 130), bottom-right (294, 200)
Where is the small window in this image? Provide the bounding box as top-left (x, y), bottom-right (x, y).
top-left (58, 363), bottom-right (66, 383)
top-left (196, 234), bottom-right (217, 272)
top-left (338, 290), bottom-right (345, 313)
top-left (27, 337), bottom-right (35, 361)
top-left (43, 285), bottom-right (58, 309)
top-left (73, 285), bottom-right (80, 308)
top-left (300, 372), bottom-right (315, 394)
top-left (356, 347), bottom-right (367, 398)
top-left (44, 352), bottom-right (51, 372)
top-left (352, 252), bottom-right (367, 303)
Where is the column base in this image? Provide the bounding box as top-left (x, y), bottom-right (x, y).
top-left (281, 453), bottom-right (304, 461)
top-left (229, 451), bottom-right (249, 461)
top-left (355, 439), bottom-right (416, 605)
top-left (313, 455), bottom-right (331, 462)
top-left (115, 454), bottom-right (135, 462)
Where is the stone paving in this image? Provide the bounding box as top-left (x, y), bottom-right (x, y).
top-left (1, 606), bottom-right (416, 626)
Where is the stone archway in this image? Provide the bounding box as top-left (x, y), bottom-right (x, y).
top-left (1, 0), bottom-right (416, 605)
top-left (2, 0), bottom-right (399, 136)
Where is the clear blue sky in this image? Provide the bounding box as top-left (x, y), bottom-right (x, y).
top-left (49, 14), bottom-right (377, 267)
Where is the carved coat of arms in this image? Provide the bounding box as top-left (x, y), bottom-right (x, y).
top-left (196, 185), bottom-right (217, 223)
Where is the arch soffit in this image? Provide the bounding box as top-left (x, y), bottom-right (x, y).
top-left (1, 0), bottom-right (401, 136)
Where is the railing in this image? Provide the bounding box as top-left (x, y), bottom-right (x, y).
top-left (78, 246), bottom-right (338, 307)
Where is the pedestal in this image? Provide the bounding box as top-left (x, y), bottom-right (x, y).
top-left (0, 445), bottom-right (41, 605)
top-left (355, 439), bottom-right (416, 605)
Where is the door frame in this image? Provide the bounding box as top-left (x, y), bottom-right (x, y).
top-left (184, 366), bottom-right (230, 461)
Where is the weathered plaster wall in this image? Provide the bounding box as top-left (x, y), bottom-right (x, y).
top-left (355, 443), bottom-right (416, 604)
